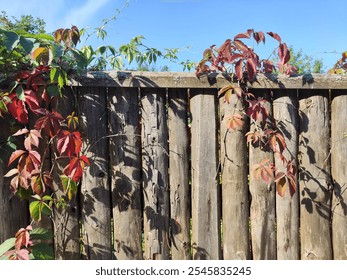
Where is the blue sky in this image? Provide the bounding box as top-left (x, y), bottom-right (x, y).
top-left (1, 0), bottom-right (347, 72)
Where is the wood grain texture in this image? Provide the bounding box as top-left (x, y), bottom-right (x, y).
top-left (141, 88), bottom-right (170, 260)
top-left (108, 87), bottom-right (143, 260)
top-left (219, 92), bottom-right (249, 260)
top-left (299, 90), bottom-right (332, 260)
top-left (168, 88), bottom-right (191, 259)
top-left (248, 90), bottom-right (276, 260)
top-left (79, 86), bottom-right (112, 259)
top-left (190, 89), bottom-right (221, 260)
top-left (273, 90), bottom-right (300, 260)
top-left (331, 92), bottom-right (347, 259)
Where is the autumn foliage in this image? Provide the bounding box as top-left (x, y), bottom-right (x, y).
top-left (197, 29), bottom-right (298, 197)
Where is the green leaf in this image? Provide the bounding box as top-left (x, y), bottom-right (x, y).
top-left (30, 228), bottom-right (53, 241)
top-left (31, 243), bottom-right (54, 260)
top-left (16, 86), bottom-right (25, 101)
top-left (0, 29), bottom-right (20, 51)
top-left (47, 84), bottom-right (60, 97)
top-left (0, 237), bottom-right (15, 257)
top-left (29, 200), bottom-right (41, 221)
top-left (97, 46), bottom-right (107, 56)
top-left (19, 36), bottom-right (36, 54)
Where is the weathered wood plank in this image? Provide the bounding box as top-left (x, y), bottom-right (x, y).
top-left (331, 91), bottom-right (347, 259)
top-left (219, 92), bottom-right (249, 260)
top-left (52, 87), bottom-right (80, 259)
top-left (299, 90), bottom-right (332, 260)
top-left (273, 90), bottom-right (300, 260)
top-left (79, 87), bottom-right (112, 260)
top-left (108, 87), bottom-right (143, 260)
top-left (248, 90), bottom-right (276, 260)
top-left (141, 88), bottom-right (170, 260)
top-left (0, 117), bottom-right (29, 243)
top-left (190, 89), bottom-right (220, 260)
top-left (69, 71), bottom-right (347, 90)
top-left (168, 88), bottom-right (191, 260)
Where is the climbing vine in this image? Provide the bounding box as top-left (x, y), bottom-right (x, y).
top-left (196, 29), bottom-right (298, 197)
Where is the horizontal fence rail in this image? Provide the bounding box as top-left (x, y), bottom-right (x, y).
top-left (1, 72), bottom-right (347, 260)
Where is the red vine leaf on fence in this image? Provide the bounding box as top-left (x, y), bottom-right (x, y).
top-left (63, 155), bottom-right (90, 183)
top-left (253, 31), bottom-right (265, 44)
top-left (225, 113), bottom-right (244, 131)
top-left (57, 130), bottom-right (82, 156)
top-left (35, 110), bottom-right (64, 137)
top-left (246, 98), bottom-right (269, 125)
top-left (4, 225), bottom-right (33, 260)
top-left (275, 160), bottom-right (297, 197)
top-left (30, 171), bottom-right (53, 196)
top-left (218, 85), bottom-right (243, 103)
top-left (245, 130), bottom-right (264, 147)
top-left (13, 128), bottom-right (41, 151)
top-left (264, 129), bottom-right (287, 154)
top-left (252, 158), bottom-right (275, 184)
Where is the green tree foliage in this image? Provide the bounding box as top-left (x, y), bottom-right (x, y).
top-left (0, 11), bottom-right (46, 33)
top-left (289, 47), bottom-right (324, 74)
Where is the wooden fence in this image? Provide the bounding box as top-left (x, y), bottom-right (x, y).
top-left (1, 71), bottom-right (347, 260)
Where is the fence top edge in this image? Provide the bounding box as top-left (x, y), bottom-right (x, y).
top-left (67, 71), bottom-right (347, 90)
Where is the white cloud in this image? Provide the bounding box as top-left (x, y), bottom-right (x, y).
top-left (61, 0), bottom-right (111, 29)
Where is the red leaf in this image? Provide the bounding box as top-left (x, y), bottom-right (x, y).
top-left (235, 59), bottom-right (243, 80)
top-left (64, 155), bottom-right (90, 182)
top-left (246, 58), bottom-right (257, 80)
top-left (216, 39), bottom-right (233, 64)
top-left (263, 59), bottom-right (275, 73)
top-left (35, 110), bottom-right (64, 137)
top-left (278, 43), bottom-right (290, 65)
top-left (267, 31), bottom-right (281, 43)
top-left (233, 39), bottom-right (249, 53)
top-left (24, 90), bottom-right (40, 114)
top-left (6, 93), bottom-right (28, 124)
top-left (234, 31), bottom-right (252, 40)
top-left (57, 130), bottom-right (82, 157)
top-left (225, 113), bottom-right (244, 131)
top-left (253, 31), bottom-right (265, 44)
top-left (8, 150), bottom-right (27, 166)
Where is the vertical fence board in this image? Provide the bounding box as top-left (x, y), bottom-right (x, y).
top-left (190, 89), bottom-right (220, 260)
top-left (249, 90), bottom-right (276, 260)
top-left (53, 87), bottom-right (80, 259)
top-left (219, 92), bottom-right (249, 260)
top-left (299, 90), bottom-right (332, 259)
top-left (79, 87), bottom-right (112, 259)
top-left (273, 90), bottom-right (300, 260)
top-left (331, 92), bottom-right (347, 259)
top-left (168, 88), bottom-right (191, 260)
top-left (141, 88), bottom-right (170, 260)
top-left (108, 87), bottom-right (143, 260)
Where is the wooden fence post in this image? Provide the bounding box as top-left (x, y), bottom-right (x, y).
top-left (190, 89), bottom-right (221, 260)
top-left (108, 87), bottom-right (143, 260)
top-left (273, 90), bottom-right (300, 259)
top-left (219, 90), bottom-right (249, 260)
top-left (52, 87), bottom-right (80, 259)
top-left (331, 91), bottom-right (347, 260)
top-left (168, 88), bottom-right (191, 260)
top-left (249, 90), bottom-right (276, 260)
top-left (141, 88), bottom-right (170, 260)
top-left (299, 90), bottom-right (332, 259)
top-left (79, 87), bottom-right (112, 259)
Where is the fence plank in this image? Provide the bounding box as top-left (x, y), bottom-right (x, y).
top-left (331, 92), bottom-right (347, 260)
top-left (168, 88), bottom-right (191, 260)
top-left (249, 90), bottom-right (276, 260)
top-left (108, 87), bottom-right (143, 260)
top-left (273, 90), bottom-right (300, 260)
top-left (52, 87), bottom-right (80, 259)
top-left (299, 90), bottom-right (332, 259)
top-left (219, 92), bottom-right (249, 260)
top-left (141, 88), bottom-right (170, 260)
top-left (79, 87), bottom-right (112, 259)
top-left (190, 89), bottom-right (220, 260)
